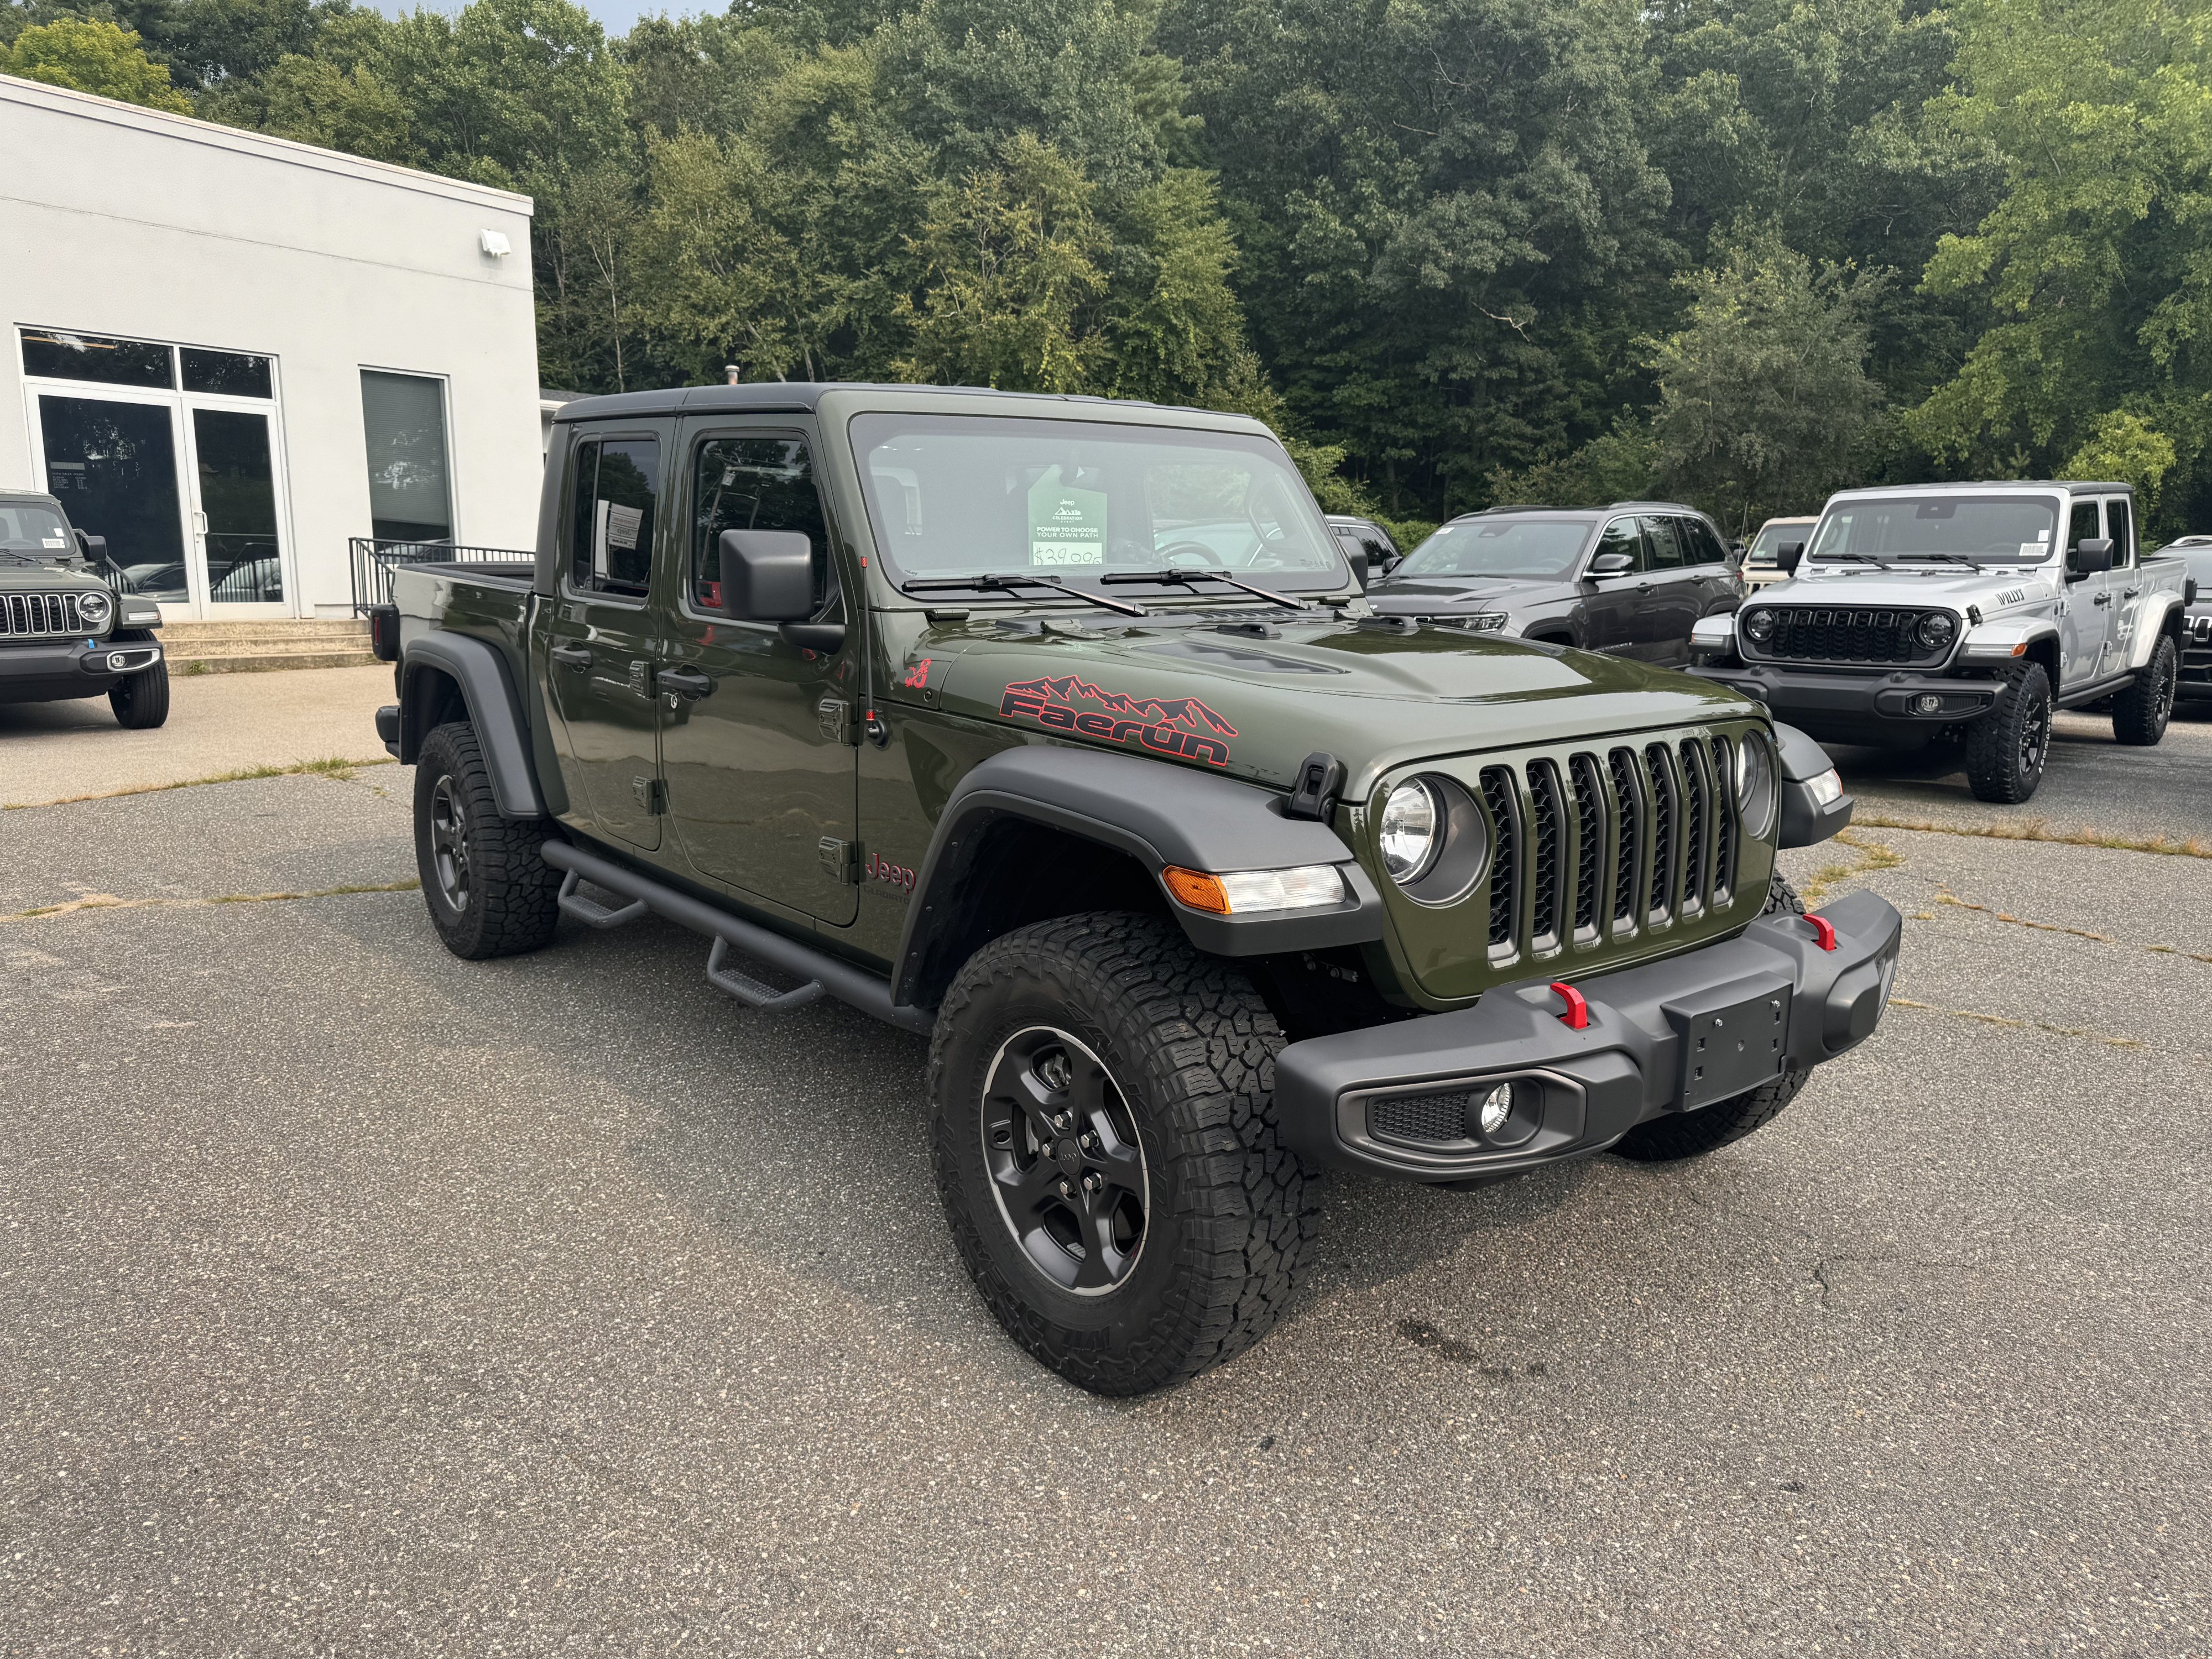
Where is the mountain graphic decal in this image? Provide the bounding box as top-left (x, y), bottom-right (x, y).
top-left (998, 675), bottom-right (1238, 765)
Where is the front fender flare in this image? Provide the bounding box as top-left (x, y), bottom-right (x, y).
top-left (893, 745), bottom-right (1384, 1005)
top-left (400, 633), bottom-right (546, 819)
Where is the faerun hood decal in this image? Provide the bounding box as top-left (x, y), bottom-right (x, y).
top-left (1000, 673), bottom-right (1238, 765)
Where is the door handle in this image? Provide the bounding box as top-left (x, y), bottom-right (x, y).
top-left (2091, 592), bottom-right (2112, 606)
top-left (2124, 586), bottom-right (2142, 597)
top-left (549, 641), bottom-right (591, 667)
top-left (655, 665), bottom-right (714, 700)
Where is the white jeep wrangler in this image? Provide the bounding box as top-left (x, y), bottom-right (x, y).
top-left (1689, 481), bottom-right (2189, 802)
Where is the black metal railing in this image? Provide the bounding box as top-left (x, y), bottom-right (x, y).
top-left (348, 536), bottom-right (535, 614)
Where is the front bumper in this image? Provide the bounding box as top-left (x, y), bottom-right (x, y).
top-left (1690, 659), bottom-right (2001, 737)
top-left (1275, 890), bottom-right (1902, 1184)
top-left (0, 637), bottom-right (160, 701)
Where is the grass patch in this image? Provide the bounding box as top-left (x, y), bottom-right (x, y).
top-left (1853, 810), bottom-right (2212, 860)
top-left (1888, 996), bottom-right (2142, 1050)
top-left (6, 755), bottom-right (392, 809)
top-left (6, 877), bottom-right (418, 922)
top-left (1797, 828), bottom-right (1906, 909)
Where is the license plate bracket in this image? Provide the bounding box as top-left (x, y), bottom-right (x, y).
top-left (1662, 973), bottom-right (1793, 1111)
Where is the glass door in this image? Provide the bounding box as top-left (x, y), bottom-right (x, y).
top-left (189, 406), bottom-right (285, 607)
top-left (34, 392), bottom-right (192, 606)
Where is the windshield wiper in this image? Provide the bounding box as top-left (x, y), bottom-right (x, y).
top-left (1887, 551), bottom-right (1981, 566)
top-left (0, 549), bottom-right (44, 567)
top-left (1099, 567), bottom-right (1305, 611)
top-left (899, 573), bottom-right (1149, 618)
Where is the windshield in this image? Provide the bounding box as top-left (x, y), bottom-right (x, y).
top-left (1807, 495), bottom-right (2060, 566)
top-left (1392, 518), bottom-right (1592, 580)
top-left (851, 413), bottom-right (1347, 594)
top-left (0, 502), bottom-right (76, 563)
top-left (1746, 522), bottom-right (1812, 565)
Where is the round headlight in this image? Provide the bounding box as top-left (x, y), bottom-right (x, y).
top-left (1378, 779), bottom-right (1442, 884)
top-left (1734, 731), bottom-right (1778, 839)
top-left (1916, 611), bottom-right (1958, 650)
top-left (1743, 608), bottom-right (1775, 644)
top-left (77, 589), bottom-right (113, 627)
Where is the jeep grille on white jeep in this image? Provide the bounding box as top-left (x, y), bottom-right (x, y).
top-left (0, 592), bottom-right (88, 639)
top-left (1480, 735), bottom-right (1741, 963)
top-left (1744, 606), bottom-right (1948, 666)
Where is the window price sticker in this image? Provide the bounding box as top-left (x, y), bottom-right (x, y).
top-left (1029, 471), bottom-right (1105, 566)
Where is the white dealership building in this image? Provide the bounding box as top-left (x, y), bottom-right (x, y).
top-left (0, 73), bottom-right (545, 619)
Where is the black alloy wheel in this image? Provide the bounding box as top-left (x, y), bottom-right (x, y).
top-left (1965, 661), bottom-right (2052, 803)
top-left (427, 773), bottom-right (472, 913)
top-left (980, 1026), bottom-right (1149, 1294)
top-left (2112, 634), bottom-right (2177, 745)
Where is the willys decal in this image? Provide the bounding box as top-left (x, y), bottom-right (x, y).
top-left (1000, 674), bottom-right (1238, 765)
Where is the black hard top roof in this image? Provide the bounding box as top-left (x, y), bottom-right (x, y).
top-left (0, 490), bottom-right (65, 509)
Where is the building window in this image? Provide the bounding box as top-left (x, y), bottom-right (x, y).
top-left (361, 369), bottom-right (452, 543)
top-left (20, 327), bottom-right (175, 389)
top-left (182, 349), bottom-right (273, 398)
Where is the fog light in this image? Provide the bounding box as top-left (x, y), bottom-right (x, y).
top-left (1912, 693), bottom-right (1942, 714)
top-left (107, 651), bottom-right (127, 671)
top-left (1477, 1082), bottom-right (1514, 1135)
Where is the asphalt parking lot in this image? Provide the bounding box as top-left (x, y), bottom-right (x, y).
top-left (4, 711), bottom-right (2209, 1656)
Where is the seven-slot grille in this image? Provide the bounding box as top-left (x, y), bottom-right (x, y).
top-left (1476, 734), bottom-right (1744, 965)
top-left (1744, 606), bottom-right (1945, 665)
top-left (1, 592), bottom-right (88, 639)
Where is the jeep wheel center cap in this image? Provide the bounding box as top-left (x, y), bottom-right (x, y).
top-left (1053, 1138), bottom-right (1085, 1174)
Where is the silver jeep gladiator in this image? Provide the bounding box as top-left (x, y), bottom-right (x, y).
top-left (1689, 481), bottom-right (2189, 802)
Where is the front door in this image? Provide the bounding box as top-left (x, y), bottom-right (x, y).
top-left (1634, 515), bottom-right (1705, 662)
top-left (658, 422), bottom-right (860, 925)
top-left (1579, 515), bottom-right (1645, 653)
top-left (542, 426), bottom-right (669, 852)
top-left (2059, 497), bottom-right (2110, 689)
top-left (189, 407), bottom-right (286, 606)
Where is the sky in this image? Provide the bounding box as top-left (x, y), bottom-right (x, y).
top-left (369, 1), bottom-right (708, 38)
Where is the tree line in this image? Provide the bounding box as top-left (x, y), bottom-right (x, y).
top-left (6, 0), bottom-right (2209, 545)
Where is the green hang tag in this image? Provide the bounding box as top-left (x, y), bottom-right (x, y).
top-left (1028, 471), bottom-right (1107, 567)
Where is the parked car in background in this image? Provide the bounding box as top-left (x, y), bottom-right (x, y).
top-left (1691, 482), bottom-right (2190, 802)
top-left (1743, 516), bottom-right (1817, 589)
top-left (0, 489), bottom-right (170, 727)
top-left (1366, 502), bottom-right (1743, 665)
top-left (2157, 534), bottom-right (2211, 703)
top-left (1324, 514), bottom-right (1399, 585)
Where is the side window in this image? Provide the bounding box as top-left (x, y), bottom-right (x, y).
top-left (691, 435), bottom-right (836, 616)
top-left (1593, 517), bottom-right (1643, 571)
top-left (2105, 498), bottom-right (2135, 567)
top-left (2066, 500), bottom-right (2101, 570)
top-left (1682, 518), bottom-right (1726, 566)
top-left (568, 435), bottom-right (660, 598)
top-left (1641, 515), bottom-right (1685, 569)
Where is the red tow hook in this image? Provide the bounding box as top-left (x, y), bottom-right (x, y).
top-left (1548, 981), bottom-right (1589, 1030)
top-left (1802, 912), bottom-right (1838, 952)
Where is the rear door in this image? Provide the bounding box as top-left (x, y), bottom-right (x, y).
top-left (657, 420), bottom-right (860, 925)
top-left (541, 424), bottom-right (671, 852)
top-left (2059, 496), bottom-right (2110, 689)
top-left (2101, 495), bottom-right (2142, 677)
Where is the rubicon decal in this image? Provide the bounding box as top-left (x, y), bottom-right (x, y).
top-left (1000, 674), bottom-right (1238, 766)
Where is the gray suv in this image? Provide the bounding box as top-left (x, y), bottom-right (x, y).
top-left (1369, 503), bottom-right (1744, 664)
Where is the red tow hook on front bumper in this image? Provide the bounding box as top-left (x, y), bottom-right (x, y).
top-left (1547, 982), bottom-right (1590, 1030)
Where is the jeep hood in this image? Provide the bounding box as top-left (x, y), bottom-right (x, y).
top-left (0, 564), bottom-right (106, 591)
top-left (899, 613), bottom-right (1757, 796)
top-left (1762, 567), bottom-right (2063, 609)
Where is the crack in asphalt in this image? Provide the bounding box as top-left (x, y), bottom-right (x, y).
top-left (3, 879), bottom-right (419, 921)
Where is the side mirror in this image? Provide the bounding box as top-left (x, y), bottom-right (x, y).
top-left (1777, 541), bottom-right (1804, 576)
top-left (2068, 536), bottom-right (2112, 578)
top-left (1726, 541), bottom-right (1746, 568)
top-left (1588, 552), bottom-right (1635, 577)
top-left (717, 528), bottom-right (815, 622)
top-left (76, 530), bottom-right (106, 561)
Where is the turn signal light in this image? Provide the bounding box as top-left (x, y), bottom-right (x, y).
top-left (1161, 864), bottom-right (1348, 916)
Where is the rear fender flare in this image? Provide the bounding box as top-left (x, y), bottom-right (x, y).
top-left (399, 633), bottom-right (545, 818)
top-left (893, 746), bottom-right (1383, 1009)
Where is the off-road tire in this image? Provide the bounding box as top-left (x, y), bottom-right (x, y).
top-left (1611, 874), bottom-right (1809, 1162)
top-left (928, 912), bottom-right (1316, 1395)
top-left (1963, 661), bottom-right (2052, 804)
top-left (108, 652), bottom-right (169, 729)
top-left (2111, 634), bottom-right (2177, 747)
top-left (413, 720), bottom-right (562, 961)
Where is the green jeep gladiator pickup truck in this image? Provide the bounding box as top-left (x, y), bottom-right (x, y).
top-left (377, 384), bottom-right (1900, 1394)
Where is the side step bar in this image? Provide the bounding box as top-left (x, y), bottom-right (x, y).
top-left (541, 842), bottom-right (935, 1035)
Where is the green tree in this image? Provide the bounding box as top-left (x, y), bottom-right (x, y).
top-left (1647, 228), bottom-right (1885, 533)
top-left (1911, 0), bottom-right (2212, 532)
top-left (3, 17), bottom-right (192, 109)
